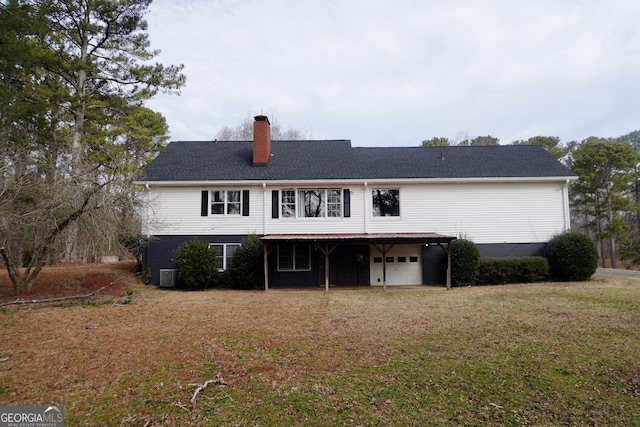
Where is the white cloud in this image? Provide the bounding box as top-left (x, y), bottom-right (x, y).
top-left (145, 0), bottom-right (640, 146)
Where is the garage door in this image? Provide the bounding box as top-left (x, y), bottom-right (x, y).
top-left (370, 244), bottom-right (422, 285)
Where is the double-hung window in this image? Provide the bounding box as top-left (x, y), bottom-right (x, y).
top-left (281, 189), bottom-right (296, 218)
top-left (210, 243), bottom-right (240, 270)
top-left (211, 190), bottom-right (241, 215)
top-left (280, 188), bottom-right (343, 218)
top-left (201, 190), bottom-right (249, 217)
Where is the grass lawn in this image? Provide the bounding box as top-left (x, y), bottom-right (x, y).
top-left (1, 263), bottom-right (640, 426)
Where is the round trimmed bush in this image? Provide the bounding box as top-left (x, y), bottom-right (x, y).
top-left (546, 231), bottom-right (598, 281)
top-left (173, 240), bottom-right (218, 290)
top-left (232, 234), bottom-right (264, 289)
top-left (450, 238), bottom-right (480, 286)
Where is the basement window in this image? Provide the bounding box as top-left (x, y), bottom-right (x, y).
top-left (209, 243), bottom-right (240, 270)
top-left (277, 244), bottom-right (311, 271)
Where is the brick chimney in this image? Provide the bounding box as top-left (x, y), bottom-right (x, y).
top-left (252, 115), bottom-right (271, 165)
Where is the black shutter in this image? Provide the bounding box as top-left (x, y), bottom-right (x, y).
top-left (201, 190), bottom-right (209, 216)
top-left (242, 190), bottom-right (250, 216)
top-left (343, 189), bottom-right (351, 218)
top-left (272, 190), bottom-right (279, 218)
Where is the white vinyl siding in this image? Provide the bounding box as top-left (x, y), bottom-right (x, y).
top-left (391, 182), bottom-right (567, 243)
top-left (144, 181), bottom-right (569, 244)
top-left (144, 187), bottom-right (263, 235)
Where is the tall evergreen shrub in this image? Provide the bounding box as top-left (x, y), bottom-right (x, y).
top-left (172, 240), bottom-right (218, 290)
top-left (450, 238), bottom-right (480, 286)
top-left (232, 234), bottom-right (264, 289)
top-left (547, 231), bottom-right (598, 281)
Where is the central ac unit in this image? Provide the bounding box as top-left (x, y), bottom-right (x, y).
top-left (159, 269), bottom-right (177, 288)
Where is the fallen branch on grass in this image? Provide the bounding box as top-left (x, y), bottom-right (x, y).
top-left (0, 273), bottom-right (136, 307)
top-left (189, 377), bottom-right (228, 404)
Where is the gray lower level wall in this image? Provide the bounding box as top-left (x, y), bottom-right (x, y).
top-left (141, 235), bottom-right (247, 286)
top-left (422, 242), bottom-right (549, 286)
top-left (142, 235), bottom-right (372, 288)
top-left (265, 244), bottom-right (371, 288)
top-left (142, 235), bottom-right (548, 287)
top-left (477, 242), bottom-right (548, 258)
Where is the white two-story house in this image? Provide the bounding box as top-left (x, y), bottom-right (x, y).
top-left (136, 115), bottom-right (577, 289)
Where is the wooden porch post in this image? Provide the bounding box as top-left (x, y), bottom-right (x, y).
top-left (437, 242), bottom-right (453, 290)
top-left (325, 250), bottom-right (330, 292)
top-left (446, 243), bottom-right (452, 290)
top-left (316, 244), bottom-right (337, 292)
top-left (262, 243), bottom-right (277, 292)
top-left (372, 243), bottom-right (395, 291)
top-left (382, 244), bottom-right (386, 291)
top-left (263, 242), bottom-right (269, 292)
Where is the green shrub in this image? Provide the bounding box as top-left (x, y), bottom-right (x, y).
top-left (547, 231), bottom-right (598, 281)
top-left (479, 258), bottom-right (509, 285)
top-left (519, 257), bottom-right (550, 282)
top-left (231, 234), bottom-right (264, 289)
top-left (478, 257), bottom-right (549, 285)
top-left (172, 240), bottom-right (218, 290)
top-left (450, 239), bottom-right (480, 286)
top-left (217, 268), bottom-right (237, 289)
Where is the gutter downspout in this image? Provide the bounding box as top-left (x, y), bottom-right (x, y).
top-left (144, 184), bottom-right (151, 238)
top-left (262, 183), bottom-right (268, 292)
top-left (363, 181), bottom-right (369, 234)
top-left (562, 179), bottom-right (571, 231)
top-left (262, 182), bottom-right (267, 235)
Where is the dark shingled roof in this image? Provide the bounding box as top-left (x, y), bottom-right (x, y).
top-left (138, 140), bottom-right (576, 182)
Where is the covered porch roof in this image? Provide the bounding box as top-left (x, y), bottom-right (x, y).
top-left (260, 232), bottom-right (457, 291)
top-left (260, 232), bottom-right (456, 244)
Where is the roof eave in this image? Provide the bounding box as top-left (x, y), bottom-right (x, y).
top-left (134, 175), bottom-right (579, 187)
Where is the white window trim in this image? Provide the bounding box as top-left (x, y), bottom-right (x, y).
top-left (209, 243), bottom-right (241, 270)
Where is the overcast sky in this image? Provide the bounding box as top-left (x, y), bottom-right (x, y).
top-left (144, 0), bottom-right (640, 147)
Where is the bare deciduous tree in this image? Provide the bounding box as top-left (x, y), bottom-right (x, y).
top-left (215, 109), bottom-right (313, 141)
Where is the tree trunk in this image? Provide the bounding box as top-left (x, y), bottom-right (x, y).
top-left (0, 246), bottom-right (34, 295)
top-left (606, 187), bottom-right (617, 269)
top-left (64, 29), bottom-right (88, 262)
top-left (595, 194), bottom-right (606, 268)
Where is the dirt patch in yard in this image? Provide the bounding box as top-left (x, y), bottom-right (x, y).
top-left (0, 261), bottom-right (136, 303)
